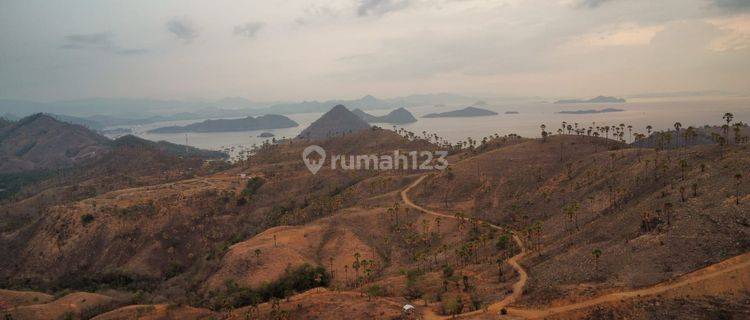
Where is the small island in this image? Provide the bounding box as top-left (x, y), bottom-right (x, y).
top-left (352, 107), bottom-right (417, 124)
top-left (148, 114), bottom-right (298, 134)
top-left (505, 111), bottom-right (519, 114)
top-left (258, 132), bottom-right (275, 138)
top-left (423, 106), bottom-right (498, 118)
top-left (555, 96), bottom-right (626, 104)
top-left (558, 108), bottom-right (624, 114)
top-left (100, 127), bottom-right (133, 135)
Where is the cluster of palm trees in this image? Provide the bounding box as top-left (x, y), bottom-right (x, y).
top-left (541, 121), bottom-right (635, 144)
top-left (342, 251), bottom-right (377, 290)
top-left (391, 125), bottom-right (521, 154)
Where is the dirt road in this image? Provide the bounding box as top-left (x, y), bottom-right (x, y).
top-left (401, 173), bottom-right (750, 319)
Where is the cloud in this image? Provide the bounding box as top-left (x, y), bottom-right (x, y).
top-left (166, 17), bottom-right (198, 42)
top-left (64, 33), bottom-right (110, 45)
top-left (574, 0), bottom-right (616, 9)
top-left (357, 0), bottom-right (412, 17)
top-left (707, 14), bottom-right (750, 51)
top-left (233, 22), bottom-right (264, 39)
top-left (711, 0), bottom-right (750, 12)
top-left (563, 23), bottom-right (665, 49)
top-left (295, 4), bottom-right (341, 25)
top-left (60, 32), bottom-right (147, 55)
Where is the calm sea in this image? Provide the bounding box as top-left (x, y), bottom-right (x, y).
top-left (108, 97), bottom-right (750, 159)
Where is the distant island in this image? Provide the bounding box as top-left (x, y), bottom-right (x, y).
top-left (148, 115), bottom-right (298, 134)
top-left (100, 127), bottom-right (132, 135)
top-left (555, 96), bottom-right (626, 104)
top-left (258, 132), bottom-right (274, 138)
top-left (423, 106), bottom-right (498, 118)
top-left (505, 111), bottom-right (519, 114)
top-left (352, 107), bottom-right (417, 124)
top-left (558, 108), bottom-right (624, 114)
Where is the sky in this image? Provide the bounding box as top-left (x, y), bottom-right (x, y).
top-left (0, 0), bottom-right (749, 102)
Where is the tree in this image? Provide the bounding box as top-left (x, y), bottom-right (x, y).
top-left (352, 252), bottom-right (361, 286)
top-left (563, 202), bottom-right (581, 231)
top-left (627, 125), bottom-right (633, 143)
top-left (591, 248), bottom-right (602, 269)
top-left (679, 159), bottom-right (689, 181)
top-left (254, 249), bottom-right (262, 265)
top-left (673, 122), bottom-right (682, 148)
top-left (646, 125), bottom-right (653, 136)
top-left (462, 275), bottom-right (471, 292)
top-left (723, 112), bottom-right (734, 142)
top-left (664, 202), bottom-right (674, 225)
top-left (540, 124), bottom-right (548, 142)
top-left (736, 173), bottom-right (743, 205)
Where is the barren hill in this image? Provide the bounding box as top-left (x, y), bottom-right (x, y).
top-left (0, 114), bottom-right (110, 173)
top-left (297, 105), bottom-right (371, 140)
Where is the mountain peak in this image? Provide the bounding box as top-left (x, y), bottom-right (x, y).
top-left (297, 105), bottom-right (371, 140)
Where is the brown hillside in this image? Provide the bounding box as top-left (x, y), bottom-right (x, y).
top-left (5, 292), bottom-right (122, 320)
top-left (406, 134), bottom-right (749, 314)
top-left (0, 114), bottom-right (110, 173)
top-left (91, 304), bottom-right (218, 320)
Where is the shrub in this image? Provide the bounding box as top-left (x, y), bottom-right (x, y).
top-left (442, 296), bottom-right (464, 316)
top-left (208, 263), bottom-right (330, 310)
top-left (80, 214), bottom-right (95, 225)
top-left (240, 177), bottom-right (264, 197)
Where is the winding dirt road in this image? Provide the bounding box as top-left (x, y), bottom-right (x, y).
top-left (401, 173), bottom-right (750, 319)
top-left (401, 175), bottom-right (529, 319)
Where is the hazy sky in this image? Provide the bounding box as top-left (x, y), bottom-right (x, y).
top-left (1, 0), bottom-right (749, 101)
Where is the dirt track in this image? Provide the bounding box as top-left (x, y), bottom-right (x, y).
top-left (401, 175), bottom-right (529, 319)
top-left (401, 173), bottom-right (750, 319)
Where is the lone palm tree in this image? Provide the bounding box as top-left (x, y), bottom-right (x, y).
top-left (592, 248), bottom-right (602, 270)
top-left (254, 248), bottom-right (262, 265)
top-left (564, 202), bottom-right (581, 231)
top-left (673, 122), bottom-right (682, 148)
top-left (646, 125), bottom-right (653, 136)
top-left (723, 113), bottom-right (734, 142)
top-left (627, 125), bottom-right (633, 143)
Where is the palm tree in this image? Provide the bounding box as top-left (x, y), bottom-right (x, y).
top-left (679, 159), bottom-right (688, 180)
top-left (352, 252), bottom-right (362, 284)
top-left (254, 248), bottom-right (262, 265)
top-left (664, 202), bottom-right (674, 225)
top-left (540, 124), bottom-right (548, 142)
top-left (646, 125), bottom-right (653, 136)
top-left (627, 125), bottom-right (633, 143)
top-left (591, 248), bottom-right (602, 269)
top-left (673, 122), bottom-right (682, 148)
top-left (723, 113), bottom-right (734, 142)
top-left (564, 201), bottom-right (580, 231)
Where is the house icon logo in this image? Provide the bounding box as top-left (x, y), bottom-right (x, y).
top-left (302, 145), bottom-right (326, 175)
